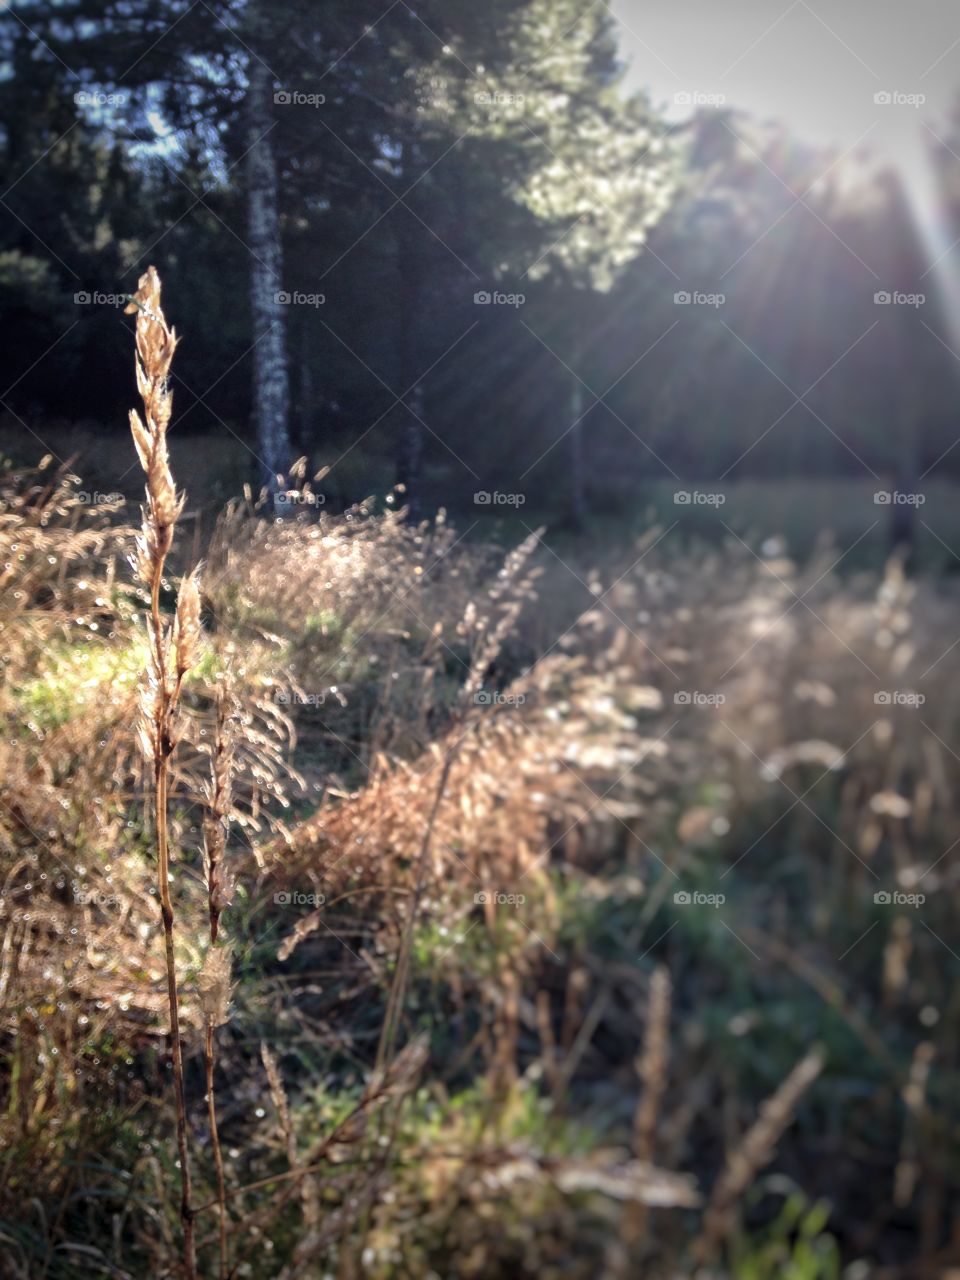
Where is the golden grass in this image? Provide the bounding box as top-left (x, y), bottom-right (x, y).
top-left (2, 279), bottom-right (960, 1276)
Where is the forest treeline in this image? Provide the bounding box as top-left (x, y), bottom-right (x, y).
top-left (1, 1), bottom-right (959, 520)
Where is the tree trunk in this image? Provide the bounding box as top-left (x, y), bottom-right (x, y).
top-left (394, 172), bottom-right (425, 521)
top-left (393, 271), bottom-right (425, 520)
top-left (397, 381), bottom-right (425, 523)
top-left (245, 53), bottom-right (292, 490)
top-left (394, 254), bottom-right (424, 519)
top-left (888, 373), bottom-right (918, 565)
top-left (298, 319), bottom-right (315, 451)
top-left (884, 172), bottom-right (922, 567)
top-left (889, 285), bottom-right (917, 562)
top-left (569, 329), bottom-right (587, 530)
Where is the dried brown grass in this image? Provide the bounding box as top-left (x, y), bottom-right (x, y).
top-left (3, 290), bottom-right (960, 1276)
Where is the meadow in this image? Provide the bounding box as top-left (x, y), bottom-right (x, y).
top-left (0, 273), bottom-right (957, 1279)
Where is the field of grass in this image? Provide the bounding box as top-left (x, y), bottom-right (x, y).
top-left (1, 293), bottom-right (959, 1278)
top-left (6, 415), bottom-right (960, 573)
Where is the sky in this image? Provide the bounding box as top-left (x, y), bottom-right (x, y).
top-left (609, 0), bottom-right (960, 324)
top-left (610, 0), bottom-right (960, 196)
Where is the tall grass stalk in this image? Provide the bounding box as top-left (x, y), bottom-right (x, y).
top-left (200, 687), bottom-right (238, 1280)
top-left (125, 267), bottom-right (197, 1279)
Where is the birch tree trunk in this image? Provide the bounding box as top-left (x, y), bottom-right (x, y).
top-left (245, 52), bottom-right (292, 489)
